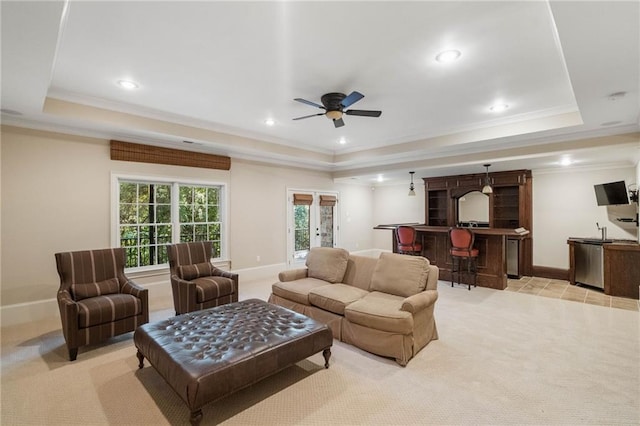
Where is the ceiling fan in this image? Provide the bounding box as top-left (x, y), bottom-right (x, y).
top-left (293, 91), bottom-right (382, 128)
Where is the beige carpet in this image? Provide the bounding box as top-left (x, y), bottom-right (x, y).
top-left (2, 279), bottom-right (639, 425)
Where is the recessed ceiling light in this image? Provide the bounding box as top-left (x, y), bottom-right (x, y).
top-left (338, 137), bottom-right (347, 145)
top-left (489, 103), bottom-right (509, 112)
top-left (435, 49), bottom-right (461, 63)
top-left (117, 80), bottom-right (139, 90)
top-left (560, 157), bottom-right (572, 166)
top-left (264, 118), bottom-right (275, 126)
top-left (377, 174), bottom-right (384, 183)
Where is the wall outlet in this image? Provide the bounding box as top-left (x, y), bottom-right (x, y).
top-left (256, 255), bottom-right (261, 262)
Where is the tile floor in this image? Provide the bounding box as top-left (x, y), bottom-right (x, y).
top-left (506, 276), bottom-right (639, 311)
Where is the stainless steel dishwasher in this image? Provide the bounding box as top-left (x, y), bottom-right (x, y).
top-left (574, 242), bottom-right (604, 289)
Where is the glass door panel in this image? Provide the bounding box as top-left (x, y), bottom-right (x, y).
top-left (287, 190), bottom-right (338, 266)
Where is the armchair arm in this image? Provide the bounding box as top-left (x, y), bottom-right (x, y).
top-left (211, 266), bottom-right (239, 292)
top-left (170, 274), bottom-right (199, 315)
top-left (401, 290), bottom-right (438, 314)
top-left (278, 268), bottom-right (309, 282)
top-left (57, 289), bottom-right (79, 346)
top-left (121, 279), bottom-right (149, 324)
top-left (121, 279), bottom-right (146, 296)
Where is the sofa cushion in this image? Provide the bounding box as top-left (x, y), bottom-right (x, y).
top-left (344, 291), bottom-right (413, 334)
top-left (178, 262), bottom-right (215, 280)
top-left (271, 278), bottom-right (329, 306)
top-left (71, 277), bottom-right (120, 301)
top-left (309, 284), bottom-right (370, 315)
top-left (342, 255), bottom-right (379, 291)
top-left (305, 247), bottom-right (350, 284)
top-left (370, 252), bottom-right (429, 297)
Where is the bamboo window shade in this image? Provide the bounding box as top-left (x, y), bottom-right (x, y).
top-left (293, 194), bottom-right (313, 205)
top-left (319, 195), bottom-right (337, 206)
top-left (110, 140), bottom-right (231, 170)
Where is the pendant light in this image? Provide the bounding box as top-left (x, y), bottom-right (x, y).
top-left (408, 171), bottom-right (416, 196)
top-left (482, 164), bottom-right (493, 194)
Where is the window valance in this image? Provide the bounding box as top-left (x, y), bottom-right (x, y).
top-left (293, 193), bottom-right (313, 205)
top-left (319, 195), bottom-right (337, 206)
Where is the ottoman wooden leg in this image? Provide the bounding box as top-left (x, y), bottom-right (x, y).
top-left (136, 350), bottom-right (145, 369)
top-left (190, 409), bottom-right (203, 426)
top-left (323, 348), bottom-right (331, 368)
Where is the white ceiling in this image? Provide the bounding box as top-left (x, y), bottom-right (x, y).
top-left (1, 1), bottom-right (639, 185)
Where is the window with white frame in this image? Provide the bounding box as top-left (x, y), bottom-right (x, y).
top-left (115, 177), bottom-right (225, 269)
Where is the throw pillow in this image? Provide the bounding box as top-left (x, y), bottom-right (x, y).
top-left (305, 247), bottom-right (350, 283)
top-left (178, 262), bottom-right (215, 280)
top-left (370, 252), bottom-right (429, 297)
top-left (71, 277), bottom-right (120, 301)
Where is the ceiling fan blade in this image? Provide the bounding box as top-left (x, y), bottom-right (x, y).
top-left (333, 118), bottom-right (345, 128)
top-left (341, 91), bottom-right (364, 108)
top-left (345, 109), bottom-right (382, 117)
top-left (294, 98), bottom-right (325, 109)
top-left (293, 113), bottom-right (325, 120)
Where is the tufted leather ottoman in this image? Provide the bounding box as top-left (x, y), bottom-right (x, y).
top-left (134, 299), bottom-right (332, 425)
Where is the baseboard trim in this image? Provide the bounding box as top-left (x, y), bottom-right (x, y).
top-left (531, 265), bottom-right (569, 281)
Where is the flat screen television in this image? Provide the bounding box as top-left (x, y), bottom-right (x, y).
top-left (594, 180), bottom-right (630, 206)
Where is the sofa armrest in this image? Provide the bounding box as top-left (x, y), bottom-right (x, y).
top-left (278, 268), bottom-right (309, 282)
top-left (424, 265), bottom-right (439, 291)
top-left (401, 290), bottom-right (438, 313)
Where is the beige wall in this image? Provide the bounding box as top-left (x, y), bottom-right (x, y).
top-left (0, 126), bottom-right (375, 316)
top-left (533, 166), bottom-right (637, 269)
top-left (1, 124), bottom-right (638, 324)
top-left (371, 182), bottom-right (426, 250)
top-left (1, 127), bottom-right (231, 307)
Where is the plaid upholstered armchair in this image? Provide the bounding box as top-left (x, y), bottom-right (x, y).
top-left (167, 241), bottom-right (239, 315)
top-left (54, 248), bottom-right (149, 361)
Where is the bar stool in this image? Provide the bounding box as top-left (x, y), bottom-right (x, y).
top-left (449, 227), bottom-right (479, 290)
top-left (395, 225), bottom-right (422, 256)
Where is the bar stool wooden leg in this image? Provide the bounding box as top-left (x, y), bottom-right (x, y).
top-left (450, 255), bottom-right (455, 287)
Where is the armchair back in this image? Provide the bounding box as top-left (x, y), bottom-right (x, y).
top-left (55, 248), bottom-right (128, 297)
top-left (167, 241), bottom-right (212, 274)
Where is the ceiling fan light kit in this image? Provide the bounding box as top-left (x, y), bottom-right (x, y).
top-left (293, 91), bottom-right (382, 128)
top-left (326, 110), bottom-right (342, 120)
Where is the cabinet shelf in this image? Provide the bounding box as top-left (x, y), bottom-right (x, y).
top-left (427, 189), bottom-right (448, 226)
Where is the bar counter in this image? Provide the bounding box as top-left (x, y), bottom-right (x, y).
top-left (375, 224), bottom-right (531, 290)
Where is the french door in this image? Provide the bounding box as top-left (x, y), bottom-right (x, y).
top-left (287, 189), bottom-right (339, 266)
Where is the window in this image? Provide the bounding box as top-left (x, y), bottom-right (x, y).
top-left (178, 185), bottom-right (222, 256)
top-left (119, 181), bottom-right (172, 268)
top-left (114, 176), bottom-right (226, 270)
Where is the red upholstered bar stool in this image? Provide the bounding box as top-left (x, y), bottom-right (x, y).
top-left (449, 227), bottom-right (479, 290)
top-left (395, 225), bottom-right (422, 255)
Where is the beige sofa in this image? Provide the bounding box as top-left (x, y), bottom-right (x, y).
top-left (268, 247), bottom-right (439, 366)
